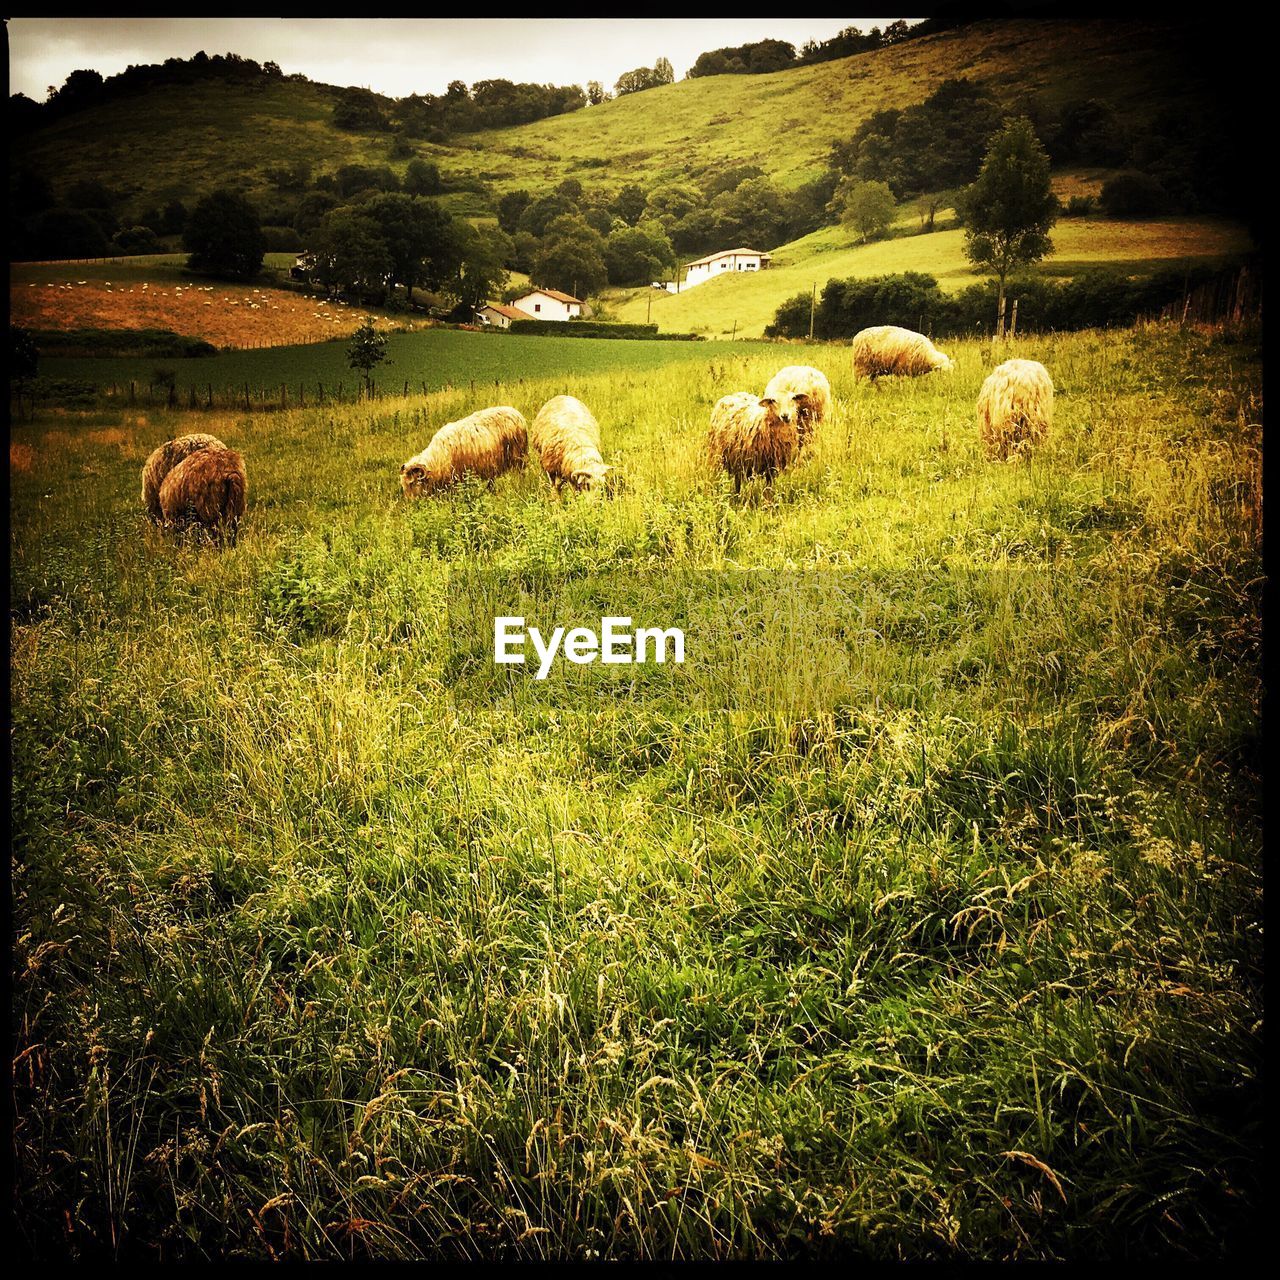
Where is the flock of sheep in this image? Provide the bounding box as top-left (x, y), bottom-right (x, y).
top-left (139, 324), bottom-right (1054, 538)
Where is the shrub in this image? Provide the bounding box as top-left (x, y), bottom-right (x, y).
top-left (1100, 171), bottom-right (1169, 218)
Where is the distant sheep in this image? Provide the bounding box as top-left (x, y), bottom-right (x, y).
top-left (851, 325), bottom-right (953, 380)
top-left (708, 392), bottom-right (799, 492)
top-left (763, 365), bottom-right (831, 449)
top-left (530, 394), bottom-right (610, 493)
top-left (400, 406), bottom-right (528, 497)
top-left (158, 447), bottom-right (247, 543)
top-left (977, 359), bottom-right (1054, 461)
top-left (141, 432), bottom-right (227, 521)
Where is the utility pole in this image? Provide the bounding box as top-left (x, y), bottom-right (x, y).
top-left (647, 290), bottom-right (652, 324)
top-left (809, 283), bottom-right (817, 341)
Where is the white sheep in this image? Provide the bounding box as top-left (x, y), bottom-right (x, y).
top-left (530, 395), bottom-right (610, 493)
top-left (400, 406), bottom-right (528, 497)
top-left (763, 365), bottom-right (832, 449)
top-left (708, 392), bottom-right (799, 492)
top-left (977, 358), bottom-right (1054, 461)
top-left (851, 325), bottom-right (953, 380)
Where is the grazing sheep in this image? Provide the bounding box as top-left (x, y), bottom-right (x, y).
top-left (708, 392), bottom-right (799, 492)
top-left (850, 325), bottom-right (953, 380)
top-left (977, 358), bottom-right (1054, 461)
top-left (399, 406), bottom-right (528, 497)
top-left (763, 365), bottom-right (831, 449)
top-left (141, 432), bottom-right (227, 521)
top-left (530, 394), bottom-right (610, 493)
top-left (158, 447), bottom-right (247, 543)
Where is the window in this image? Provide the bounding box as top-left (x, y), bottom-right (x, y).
top-left (534, 303), bottom-right (541, 313)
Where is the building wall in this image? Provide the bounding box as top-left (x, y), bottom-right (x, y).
top-left (513, 292), bottom-right (580, 321)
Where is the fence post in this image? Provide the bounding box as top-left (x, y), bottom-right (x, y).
top-left (1009, 299), bottom-right (1018, 340)
top-left (244, 384), bottom-right (251, 412)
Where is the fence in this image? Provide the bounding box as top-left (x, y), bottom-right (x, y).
top-left (1149, 264), bottom-right (1262, 327)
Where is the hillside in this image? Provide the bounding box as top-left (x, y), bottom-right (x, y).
top-left (608, 212), bottom-right (1253, 339)
top-left (12, 18), bottom-right (1209, 221)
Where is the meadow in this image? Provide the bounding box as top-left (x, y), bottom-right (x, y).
top-left (11, 258), bottom-right (415, 351)
top-left (34, 328), bottom-right (747, 403)
top-left (609, 216), bottom-right (1253, 338)
top-left (9, 320), bottom-right (1262, 1260)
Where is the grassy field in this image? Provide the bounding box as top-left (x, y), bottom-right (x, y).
top-left (13, 18), bottom-right (1210, 218)
top-left (10, 322), bottom-right (1263, 1260)
top-left (608, 217), bottom-right (1253, 339)
top-left (35, 328), bottom-right (743, 400)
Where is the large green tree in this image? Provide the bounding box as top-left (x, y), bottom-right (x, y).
top-left (308, 208), bottom-right (393, 302)
top-left (454, 224), bottom-right (512, 316)
top-left (838, 178), bottom-right (897, 244)
top-left (959, 116), bottom-right (1058, 328)
top-left (182, 190), bottom-right (265, 280)
top-left (531, 215), bottom-right (608, 299)
top-left (364, 193), bottom-right (463, 304)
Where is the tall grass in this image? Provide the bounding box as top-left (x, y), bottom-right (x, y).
top-left (10, 322), bottom-right (1262, 1260)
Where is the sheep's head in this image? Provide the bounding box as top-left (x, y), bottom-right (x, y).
top-left (933, 352), bottom-right (955, 372)
top-left (791, 391), bottom-right (812, 420)
top-left (569, 461), bottom-right (612, 493)
top-left (400, 461), bottom-right (431, 496)
top-left (759, 395), bottom-right (786, 423)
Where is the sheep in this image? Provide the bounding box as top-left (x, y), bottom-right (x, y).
top-left (141, 432), bottom-right (227, 522)
top-left (707, 392), bottom-right (799, 492)
top-left (530, 395), bottom-right (610, 493)
top-left (763, 365), bottom-right (831, 449)
top-left (850, 325), bottom-right (953, 380)
top-left (977, 358), bottom-right (1054, 461)
top-left (399, 406), bottom-right (528, 497)
top-left (158, 447), bottom-right (247, 543)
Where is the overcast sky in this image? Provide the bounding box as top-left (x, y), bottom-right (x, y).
top-left (7, 17), bottom-right (921, 101)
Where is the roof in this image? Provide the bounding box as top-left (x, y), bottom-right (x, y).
top-left (481, 302), bottom-right (535, 321)
top-left (515, 288), bottom-right (582, 305)
top-left (684, 247), bottom-right (772, 268)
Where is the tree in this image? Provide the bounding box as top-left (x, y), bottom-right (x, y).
top-left (364, 193), bottom-right (463, 304)
top-left (838, 178), bottom-right (896, 243)
top-left (586, 81), bottom-right (610, 105)
top-left (604, 220), bottom-right (676, 285)
top-left (454, 225), bottom-right (512, 317)
top-left (611, 183), bottom-right (647, 226)
top-left (1099, 171), bottom-right (1168, 218)
top-left (308, 208), bottom-right (393, 301)
top-left (11, 326), bottom-right (39, 386)
top-left (403, 159), bottom-right (444, 196)
top-left (183, 190), bottom-right (265, 279)
top-left (346, 318), bottom-right (388, 396)
top-left (531, 216), bottom-right (608, 298)
top-left (958, 117), bottom-right (1058, 331)
top-left (654, 57), bottom-right (675, 84)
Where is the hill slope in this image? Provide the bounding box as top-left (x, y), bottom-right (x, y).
top-left (13, 18), bottom-right (1207, 220)
top-left (609, 214), bottom-right (1252, 339)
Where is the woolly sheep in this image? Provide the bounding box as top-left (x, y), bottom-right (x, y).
top-left (158, 447), bottom-right (247, 543)
top-left (977, 358), bottom-right (1054, 461)
top-left (141, 432), bottom-right (227, 522)
top-left (530, 394), bottom-right (610, 493)
top-left (400, 406), bottom-right (528, 497)
top-left (850, 325), bottom-right (953, 380)
top-left (763, 365), bottom-right (831, 449)
top-left (708, 392), bottom-right (799, 492)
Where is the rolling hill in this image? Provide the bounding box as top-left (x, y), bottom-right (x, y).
top-left (607, 212), bottom-right (1253, 339)
top-left (13, 18), bottom-right (1211, 221)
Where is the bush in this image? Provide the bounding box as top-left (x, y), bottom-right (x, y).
top-left (1100, 171), bottom-right (1169, 218)
top-left (1063, 195), bottom-right (1096, 217)
top-left (506, 319), bottom-right (700, 340)
top-left (262, 225), bottom-right (302, 252)
top-left (29, 328), bottom-right (217, 358)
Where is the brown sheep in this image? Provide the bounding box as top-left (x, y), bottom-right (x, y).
top-left (763, 365), bottom-right (832, 449)
top-left (530, 395), bottom-right (610, 493)
top-left (140, 433), bottom-right (227, 522)
top-left (977, 358), bottom-right (1054, 461)
top-left (158, 447), bottom-right (247, 543)
top-left (708, 392), bottom-right (799, 493)
top-left (400, 406), bottom-right (528, 497)
top-left (850, 325), bottom-right (953, 380)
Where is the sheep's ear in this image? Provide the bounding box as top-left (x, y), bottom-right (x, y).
top-left (793, 392), bottom-right (811, 404)
top-left (759, 397), bottom-right (777, 409)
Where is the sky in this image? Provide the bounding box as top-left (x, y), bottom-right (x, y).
top-left (6, 17), bottom-right (920, 102)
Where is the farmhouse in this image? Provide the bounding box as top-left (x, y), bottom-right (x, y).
top-left (680, 247), bottom-right (772, 291)
top-left (510, 288), bottom-right (583, 321)
top-left (477, 302), bottom-right (534, 329)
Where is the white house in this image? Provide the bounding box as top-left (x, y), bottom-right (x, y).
top-left (476, 302), bottom-right (534, 329)
top-left (510, 288), bottom-right (583, 321)
top-left (677, 247), bottom-right (773, 292)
